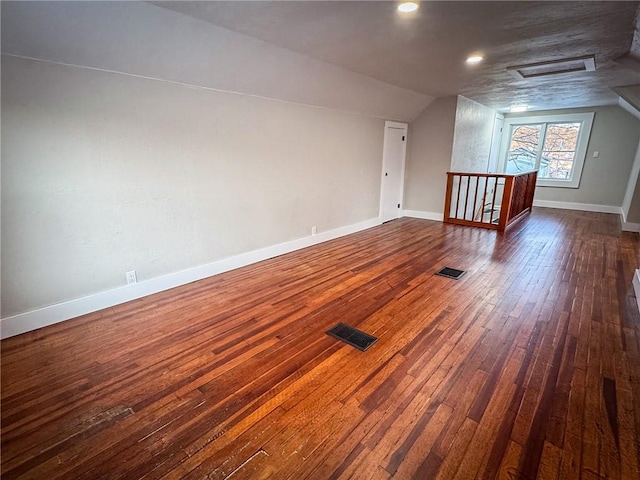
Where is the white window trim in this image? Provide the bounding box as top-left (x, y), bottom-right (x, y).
top-left (498, 112), bottom-right (594, 188)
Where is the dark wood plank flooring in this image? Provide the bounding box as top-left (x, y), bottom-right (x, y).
top-left (2, 208), bottom-right (640, 479)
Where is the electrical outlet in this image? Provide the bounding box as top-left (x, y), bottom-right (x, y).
top-left (126, 270), bottom-right (137, 285)
top-left (312, 226), bottom-right (317, 236)
top-left (592, 151), bottom-right (600, 158)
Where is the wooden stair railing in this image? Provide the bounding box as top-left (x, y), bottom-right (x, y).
top-left (444, 170), bottom-right (537, 232)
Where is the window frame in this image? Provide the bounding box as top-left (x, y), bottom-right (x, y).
top-left (498, 112), bottom-right (594, 188)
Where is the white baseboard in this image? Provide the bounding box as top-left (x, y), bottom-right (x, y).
top-left (634, 270), bottom-right (640, 313)
top-left (532, 199), bottom-right (622, 215)
top-left (402, 210), bottom-right (444, 222)
top-left (620, 209), bottom-right (640, 232)
top-left (621, 221), bottom-right (640, 233)
top-left (533, 200), bottom-right (640, 231)
top-left (0, 217), bottom-right (381, 339)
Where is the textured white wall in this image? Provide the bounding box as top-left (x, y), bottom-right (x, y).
top-left (1, 55), bottom-right (384, 317)
top-left (507, 106), bottom-right (640, 207)
top-left (450, 96), bottom-right (497, 173)
top-left (404, 97), bottom-right (458, 214)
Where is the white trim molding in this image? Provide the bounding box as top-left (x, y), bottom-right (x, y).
top-left (619, 97), bottom-right (640, 122)
top-left (532, 199), bottom-right (622, 215)
top-left (622, 137), bottom-right (640, 221)
top-left (402, 210), bottom-right (444, 222)
top-left (379, 121), bottom-right (408, 223)
top-left (0, 217), bottom-right (381, 339)
top-left (622, 222), bottom-right (640, 233)
top-left (621, 209), bottom-right (640, 232)
top-left (500, 112), bottom-right (595, 189)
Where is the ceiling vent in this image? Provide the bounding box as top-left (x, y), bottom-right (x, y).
top-left (507, 55), bottom-right (596, 80)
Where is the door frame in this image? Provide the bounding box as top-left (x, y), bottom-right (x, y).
top-left (487, 113), bottom-right (504, 173)
top-left (379, 121), bottom-right (408, 222)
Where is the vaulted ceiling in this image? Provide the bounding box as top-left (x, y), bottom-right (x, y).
top-left (156, 1), bottom-right (640, 112)
top-left (3, 1), bottom-right (640, 119)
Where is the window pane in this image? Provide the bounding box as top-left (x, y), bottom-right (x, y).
top-left (505, 124), bottom-right (541, 174)
top-left (502, 112), bottom-right (593, 188)
top-left (540, 151), bottom-right (576, 179)
top-left (539, 122), bottom-right (581, 179)
top-left (544, 123), bottom-right (580, 151)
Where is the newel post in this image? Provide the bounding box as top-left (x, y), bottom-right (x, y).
top-left (498, 175), bottom-right (515, 232)
top-left (443, 173), bottom-right (454, 223)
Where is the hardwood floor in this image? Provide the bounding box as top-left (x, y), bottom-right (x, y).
top-left (2, 208), bottom-right (640, 479)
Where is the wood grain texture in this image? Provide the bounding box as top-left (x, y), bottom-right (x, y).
top-left (444, 171), bottom-right (536, 232)
top-left (2, 208), bottom-right (640, 479)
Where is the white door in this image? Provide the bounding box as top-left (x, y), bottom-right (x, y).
top-left (380, 121), bottom-right (407, 223)
top-left (488, 114), bottom-right (504, 173)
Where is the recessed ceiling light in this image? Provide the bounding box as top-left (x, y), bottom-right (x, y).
top-left (398, 2), bottom-right (419, 13)
top-left (510, 105), bottom-right (529, 112)
top-left (466, 55), bottom-right (484, 64)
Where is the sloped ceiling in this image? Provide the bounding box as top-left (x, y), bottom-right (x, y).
top-left (0, 1), bottom-right (433, 121)
top-left (156, 0), bottom-right (640, 112)
top-left (615, 85), bottom-right (640, 119)
top-left (3, 1), bottom-right (640, 117)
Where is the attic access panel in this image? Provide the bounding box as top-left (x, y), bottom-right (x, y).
top-left (435, 267), bottom-right (466, 280)
top-left (506, 55), bottom-right (596, 80)
top-left (326, 323), bottom-right (378, 351)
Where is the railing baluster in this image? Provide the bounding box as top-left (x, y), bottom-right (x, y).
top-left (455, 175), bottom-right (462, 220)
top-left (481, 177), bottom-right (488, 224)
top-left (472, 176), bottom-right (479, 223)
top-left (443, 170), bottom-right (537, 231)
top-left (464, 175), bottom-right (471, 220)
top-left (490, 176), bottom-right (498, 226)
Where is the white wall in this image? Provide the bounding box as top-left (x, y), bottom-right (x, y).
top-left (626, 170), bottom-right (640, 224)
top-left (1, 1), bottom-right (432, 122)
top-left (622, 138), bottom-right (640, 225)
top-left (1, 55), bottom-right (384, 318)
top-left (447, 96), bottom-right (498, 220)
top-left (506, 106), bottom-right (640, 207)
top-left (620, 99), bottom-right (640, 226)
top-left (450, 96), bottom-right (497, 173)
top-left (403, 97), bottom-right (458, 217)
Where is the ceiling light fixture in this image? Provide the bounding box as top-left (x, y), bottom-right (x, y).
top-left (466, 55), bottom-right (484, 64)
top-left (398, 2), bottom-right (419, 13)
top-left (510, 105), bottom-right (529, 113)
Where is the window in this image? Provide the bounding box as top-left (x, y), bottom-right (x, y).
top-left (500, 112), bottom-right (594, 188)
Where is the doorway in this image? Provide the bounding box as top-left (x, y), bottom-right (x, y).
top-left (487, 114), bottom-right (504, 173)
top-left (380, 121), bottom-right (408, 223)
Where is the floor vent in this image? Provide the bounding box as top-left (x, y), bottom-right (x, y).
top-left (436, 267), bottom-right (466, 280)
top-left (326, 323), bottom-right (378, 351)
